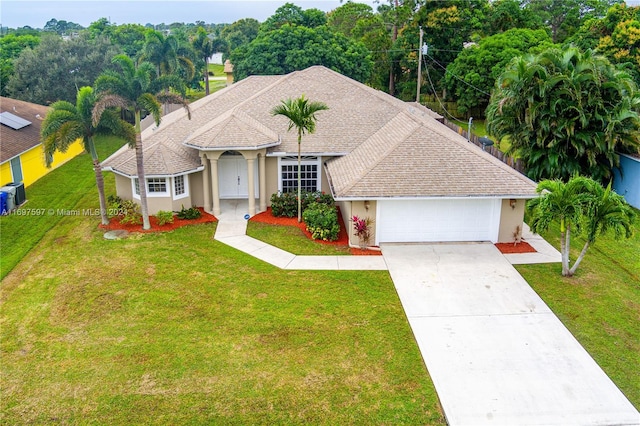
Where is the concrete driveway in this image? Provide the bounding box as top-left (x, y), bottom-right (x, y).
top-left (382, 243), bottom-right (639, 426)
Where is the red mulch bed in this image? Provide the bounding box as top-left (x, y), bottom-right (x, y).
top-left (495, 241), bottom-right (537, 254)
top-left (99, 208), bottom-right (217, 233)
top-left (250, 207), bottom-right (382, 256)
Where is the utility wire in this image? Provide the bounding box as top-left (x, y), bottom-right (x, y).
top-left (424, 52), bottom-right (491, 97)
top-left (422, 55), bottom-right (461, 121)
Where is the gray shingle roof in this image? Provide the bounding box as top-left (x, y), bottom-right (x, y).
top-left (102, 66), bottom-right (537, 198)
top-left (0, 97), bottom-right (48, 163)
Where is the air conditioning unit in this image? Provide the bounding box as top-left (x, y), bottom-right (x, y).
top-left (7, 182), bottom-right (25, 206)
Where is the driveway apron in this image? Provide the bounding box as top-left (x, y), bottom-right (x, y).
top-left (382, 243), bottom-right (639, 426)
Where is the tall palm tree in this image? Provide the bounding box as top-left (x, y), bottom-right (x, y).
top-left (191, 28), bottom-right (216, 96)
top-left (94, 54), bottom-right (190, 230)
top-left (569, 180), bottom-right (635, 275)
top-left (271, 95), bottom-right (329, 222)
top-left (141, 30), bottom-right (195, 81)
top-left (41, 86), bottom-right (135, 225)
top-left (527, 176), bottom-right (592, 276)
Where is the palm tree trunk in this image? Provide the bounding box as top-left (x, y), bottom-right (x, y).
top-left (297, 134), bottom-right (302, 223)
top-left (204, 58), bottom-right (210, 96)
top-left (569, 241), bottom-right (590, 276)
top-left (564, 224), bottom-right (572, 276)
top-left (135, 110), bottom-right (151, 230)
top-left (87, 137), bottom-right (109, 225)
top-left (560, 220), bottom-right (569, 276)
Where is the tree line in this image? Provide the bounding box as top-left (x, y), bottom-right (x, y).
top-left (3, 0), bottom-right (640, 184)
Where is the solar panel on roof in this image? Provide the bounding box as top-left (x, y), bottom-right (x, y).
top-left (0, 111), bottom-right (32, 130)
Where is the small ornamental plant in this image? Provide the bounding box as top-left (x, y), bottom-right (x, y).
top-left (156, 210), bottom-right (174, 226)
top-left (352, 215), bottom-right (373, 248)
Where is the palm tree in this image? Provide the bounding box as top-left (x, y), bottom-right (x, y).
top-left (569, 180), bottom-right (635, 275)
top-left (40, 86), bottom-right (135, 225)
top-left (527, 176), bottom-right (592, 276)
top-left (94, 54), bottom-right (190, 230)
top-left (271, 95), bottom-right (329, 222)
top-left (141, 30), bottom-right (195, 81)
top-left (191, 28), bottom-right (227, 96)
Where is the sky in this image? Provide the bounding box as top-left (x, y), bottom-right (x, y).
top-left (0, 0), bottom-right (378, 28)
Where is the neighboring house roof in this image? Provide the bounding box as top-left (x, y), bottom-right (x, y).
top-left (102, 66), bottom-right (538, 197)
top-left (0, 97), bottom-right (48, 163)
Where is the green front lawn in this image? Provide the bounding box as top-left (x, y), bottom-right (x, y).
top-left (0, 136), bottom-right (125, 280)
top-left (1, 156), bottom-right (444, 423)
top-left (246, 221), bottom-right (351, 255)
top-left (517, 222), bottom-right (640, 409)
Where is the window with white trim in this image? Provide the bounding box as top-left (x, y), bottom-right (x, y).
top-left (279, 156), bottom-right (320, 193)
top-left (132, 177), bottom-right (169, 198)
top-left (147, 178), bottom-right (167, 193)
top-left (173, 175), bottom-right (189, 200)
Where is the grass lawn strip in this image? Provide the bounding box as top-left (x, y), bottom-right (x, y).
top-left (0, 136), bottom-right (125, 280)
top-left (1, 216), bottom-right (445, 424)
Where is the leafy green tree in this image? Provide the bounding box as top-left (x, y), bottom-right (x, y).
top-left (395, 0), bottom-right (489, 99)
top-left (445, 28), bottom-right (553, 114)
top-left (87, 19), bottom-right (148, 57)
top-left (486, 47), bottom-right (640, 182)
top-left (94, 55), bottom-right (191, 230)
top-left (527, 176), bottom-right (635, 276)
top-left (41, 86), bottom-right (135, 225)
top-left (0, 33), bottom-right (40, 96)
top-left (220, 18), bottom-right (259, 54)
top-left (271, 95), bottom-right (329, 222)
top-left (327, 1), bottom-right (376, 38)
top-left (230, 24), bottom-right (372, 83)
top-left (525, 0), bottom-right (618, 43)
top-left (328, 2), bottom-right (391, 91)
top-left (260, 3), bottom-right (326, 32)
top-left (6, 33), bottom-right (121, 104)
top-left (43, 18), bottom-right (83, 35)
top-left (485, 0), bottom-right (543, 33)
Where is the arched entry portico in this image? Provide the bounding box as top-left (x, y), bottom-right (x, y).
top-left (200, 149), bottom-right (267, 217)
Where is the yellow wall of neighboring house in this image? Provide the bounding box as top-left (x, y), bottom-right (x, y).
top-left (1, 139), bottom-right (85, 187)
top-left (0, 162), bottom-right (12, 186)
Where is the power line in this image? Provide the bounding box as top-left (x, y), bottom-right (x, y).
top-left (424, 52), bottom-right (491, 97)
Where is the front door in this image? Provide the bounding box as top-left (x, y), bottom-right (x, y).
top-left (218, 153), bottom-right (258, 198)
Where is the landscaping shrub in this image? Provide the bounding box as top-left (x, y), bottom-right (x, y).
top-left (107, 195), bottom-right (142, 224)
top-left (270, 192), bottom-right (298, 217)
top-left (302, 202), bottom-right (340, 241)
top-left (156, 210), bottom-right (174, 226)
top-left (119, 200), bottom-right (142, 225)
top-left (270, 191), bottom-right (335, 217)
top-left (177, 205), bottom-right (201, 220)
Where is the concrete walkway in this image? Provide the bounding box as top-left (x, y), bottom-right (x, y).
top-left (213, 200), bottom-right (387, 270)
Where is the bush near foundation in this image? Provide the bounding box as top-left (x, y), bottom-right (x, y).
top-left (302, 202), bottom-right (340, 241)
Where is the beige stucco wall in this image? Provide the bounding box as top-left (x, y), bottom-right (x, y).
top-left (189, 172), bottom-right (204, 208)
top-left (265, 157), bottom-right (278, 202)
top-left (115, 174), bottom-right (133, 201)
top-left (337, 200), bottom-right (377, 247)
top-left (497, 198), bottom-right (527, 243)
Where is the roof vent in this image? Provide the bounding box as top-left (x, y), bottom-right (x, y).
top-left (0, 111), bottom-right (32, 130)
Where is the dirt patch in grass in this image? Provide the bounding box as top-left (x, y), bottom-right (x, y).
top-left (250, 208), bottom-right (381, 256)
top-left (495, 241), bottom-right (536, 254)
top-left (99, 208), bottom-right (217, 233)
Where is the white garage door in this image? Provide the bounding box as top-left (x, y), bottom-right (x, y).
top-left (376, 199), bottom-right (501, 244)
